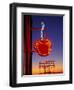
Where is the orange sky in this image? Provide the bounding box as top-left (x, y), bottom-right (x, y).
top-left (32, 63), bottom-right (63, 75)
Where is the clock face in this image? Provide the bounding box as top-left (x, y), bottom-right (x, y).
top-left (34, 38), bottom-right (52, 56)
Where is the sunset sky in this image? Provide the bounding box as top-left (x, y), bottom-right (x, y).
top-left (32, 15), bottom-right (63, 74)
